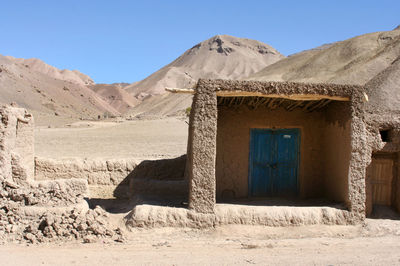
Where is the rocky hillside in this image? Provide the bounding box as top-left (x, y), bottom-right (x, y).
top-left (126, 35), bottom-right (284, 99)
top-left (89, 83), bottom-right (139, 114)
top-left (0, 55), bottom-right (120, 121)
top-left (125, 35), bottom-right (285, 117)
top-left (249, 27), bottom-right (400, 86)
top-left (8, 56), bottom-right (94, 86)
top-left (364, 53), bottom-right (400, 113)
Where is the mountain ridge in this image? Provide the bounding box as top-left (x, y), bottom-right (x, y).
top-left (124, 34), bottom-right (285, 117)
top-left (248, 28), bottom-right (400, 86)
top-left (125, 35), bottom-right (285, 98)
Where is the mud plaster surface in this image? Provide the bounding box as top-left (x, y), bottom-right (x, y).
top-left (126, 203), bottom-right (354, 228)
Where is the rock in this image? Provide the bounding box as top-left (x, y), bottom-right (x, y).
top-left (83, 235), bottom-right (97, 243)
top-left (4, 180), bottom-right (19, 189)
top-left (24, 233), bottom-right (35, 243)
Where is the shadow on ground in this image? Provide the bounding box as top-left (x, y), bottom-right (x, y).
top-left (368, 205), bottom-right (400, 220)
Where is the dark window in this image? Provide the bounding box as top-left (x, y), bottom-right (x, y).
top-left (380, 129), bottom-right (390, 142)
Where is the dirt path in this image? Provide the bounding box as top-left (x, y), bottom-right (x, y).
top-left (1, 222), bottom-right (400, 265)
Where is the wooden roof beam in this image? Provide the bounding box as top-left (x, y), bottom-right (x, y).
top-left (165, 88), bottom-right (351, 101)
top-left (216, 91), bottom-right (350, 101)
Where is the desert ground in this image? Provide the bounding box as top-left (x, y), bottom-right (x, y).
top-left (34, 117), bottom-right (188, 160)
top-left (2, 221), bottom-right (400, 265)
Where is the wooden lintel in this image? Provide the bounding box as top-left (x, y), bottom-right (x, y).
top-left (165, 88), bottom-right (351, 101)
top-left (215, 91), bottom-right (350, 101)
top-left (165, 88), bottom-right (195, 94)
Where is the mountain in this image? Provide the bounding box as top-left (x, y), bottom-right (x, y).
top-left (125, 35), bottom-right (285, 117)
top-left (0, 55), bottom-right (120, 123)
top-left (7, 56), bottom-right (94, 86)
top-left (126, 35), bottom-right (284, 98)
top-left (89, 83), bottom-right (139, 113)
top-left (364, 55), bottom-right (400, 114)
top-left (249, 28), bottom-right (400, 86)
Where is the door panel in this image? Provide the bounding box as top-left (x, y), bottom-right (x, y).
top-left (369, 156), bottom-right (394, 205)
top-left (249, 129), bottom-right (300, 197)
top-left (275, 130), bottom-right (300, 196)
top-left (250, 129), bottom-right (275, 196)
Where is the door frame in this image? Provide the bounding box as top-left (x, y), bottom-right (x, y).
top-left (248, 128), bottom-right (301, 198)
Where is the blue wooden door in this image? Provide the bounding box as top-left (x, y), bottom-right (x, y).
top-left (249, 129), bottom-right (300, 197)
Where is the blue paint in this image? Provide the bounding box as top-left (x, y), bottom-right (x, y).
top-left (249, 128), bottom-right (300, 197)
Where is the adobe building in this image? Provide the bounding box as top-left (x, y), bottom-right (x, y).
top-left (182, 79), bottom-right (373, 223)
top-left (363, 62), bottom-right (400, 217)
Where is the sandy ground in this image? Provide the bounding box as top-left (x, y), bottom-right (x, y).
top-left (34, 117), bottom-right (188, 160)
top-left (1, 221), bottom-right (400, 265)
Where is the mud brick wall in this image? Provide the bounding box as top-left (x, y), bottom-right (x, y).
top-left (35, 158), bottom-right (138, 186)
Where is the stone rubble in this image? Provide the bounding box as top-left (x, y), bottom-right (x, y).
top-left (0, 179), bottom-right (125, 244)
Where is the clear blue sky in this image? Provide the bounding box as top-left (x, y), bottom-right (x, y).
top-left (1, 0), bottom-right (399, 84)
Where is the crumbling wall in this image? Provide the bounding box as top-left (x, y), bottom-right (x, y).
top-left (0, 105), bottom-right (34, 183)
top-left (0, 105), bottom-right (124, 244)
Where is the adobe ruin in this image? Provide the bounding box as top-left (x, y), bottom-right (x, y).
top-left (0, 105), bottom-right (124, 243)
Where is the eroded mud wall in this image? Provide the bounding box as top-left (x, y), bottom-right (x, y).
top-left (0, 105), bottom-right (34, 183)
